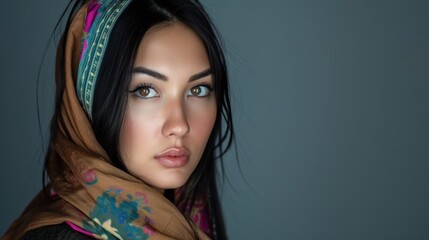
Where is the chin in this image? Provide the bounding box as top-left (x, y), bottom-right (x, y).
top-left (146, 171), bottom-right (192, 190)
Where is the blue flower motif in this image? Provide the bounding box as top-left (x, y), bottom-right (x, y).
top-left (82, 188), bottom-right (152, 239)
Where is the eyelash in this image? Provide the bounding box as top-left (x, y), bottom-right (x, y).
top-left (129, 82), bottom-right (214, 99)
top-left (129, 82), bottom-right (157, 93)
top-left (129, 83), bottom-right (159, 99)
top-left (192, 82), bottom-right (214, 96)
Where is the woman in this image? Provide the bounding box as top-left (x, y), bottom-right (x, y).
top-left (3, 0), bottom-right (233, 239)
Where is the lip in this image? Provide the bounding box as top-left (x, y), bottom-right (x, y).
top-left (154, 147), bottom-right (190, 168)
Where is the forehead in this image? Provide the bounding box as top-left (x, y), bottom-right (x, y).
top-left (133, 22), bottom-right (210, 72)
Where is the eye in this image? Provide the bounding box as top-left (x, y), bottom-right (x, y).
top-left (130, 84), bottom-right (159, 99)
top-left (187, 85), bottom-right (213, 97)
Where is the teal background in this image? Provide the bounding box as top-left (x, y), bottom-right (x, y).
top-left (1, 0), bottom-right (428, 239)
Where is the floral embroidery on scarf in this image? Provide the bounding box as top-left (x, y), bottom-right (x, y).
top-left (83, 187), bottom-right (154, 239)
top-left (179, 198), bottom-right (210, 235)
top-left (175, 188), bottom-right (211, 235)
top-left (82, 169), bottom-right (98, 185)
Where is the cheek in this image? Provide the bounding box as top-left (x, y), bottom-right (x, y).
top-left (188, 99), bottom-right (217, 145)
top-left (120, 105), bottom-right (160, 160)
top-left (120, 112), bottom-right (137, 161)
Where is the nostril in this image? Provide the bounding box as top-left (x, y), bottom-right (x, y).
top-left (161, 101), bottom-right (190, 138)
top-left (168, 123), bottom-right (190, 137)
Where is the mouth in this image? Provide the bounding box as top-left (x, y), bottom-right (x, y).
top-left (154, 147), bottom-right (190, 168)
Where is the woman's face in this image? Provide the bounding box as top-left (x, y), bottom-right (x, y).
top-left (119, 23), bottom-right (217, 190)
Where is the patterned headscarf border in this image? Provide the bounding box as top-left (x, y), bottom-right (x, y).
top-left (76, 0), bottom-right (132, 118)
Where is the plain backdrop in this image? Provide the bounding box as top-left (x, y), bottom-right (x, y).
top-left (1, 0), bottom-right (428, 239)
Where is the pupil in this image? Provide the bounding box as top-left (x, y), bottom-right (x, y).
top-left (140, 88), bottom-right (149, 96)
top-left (193, 87), bottom-right (201, 95)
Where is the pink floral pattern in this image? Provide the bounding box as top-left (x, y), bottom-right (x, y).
top-left (82, 169), bottom-right (98, 185)
top-left (175, 189), bottom-right (211, 236)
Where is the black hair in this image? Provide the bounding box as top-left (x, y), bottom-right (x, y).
top-left (44, 0), bottom-right (234, 239)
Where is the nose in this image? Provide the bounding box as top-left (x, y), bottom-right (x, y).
top-left (162, 99), bottom-right (190, 138)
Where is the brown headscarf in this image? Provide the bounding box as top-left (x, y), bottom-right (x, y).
top-left (3, 1), bottom-right (209, 239)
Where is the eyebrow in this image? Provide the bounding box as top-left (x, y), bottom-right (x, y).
top-left (132, 67), bottom-right (212, 82)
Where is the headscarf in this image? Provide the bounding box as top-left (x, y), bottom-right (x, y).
top-left (2, 0), bottom-right (210, 239)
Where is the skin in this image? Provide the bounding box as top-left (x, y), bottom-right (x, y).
top-left (120, 22), bottom-right (217, 190)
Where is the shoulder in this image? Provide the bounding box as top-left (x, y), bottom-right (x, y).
top-left (21, 223), bottom-right (94, 240)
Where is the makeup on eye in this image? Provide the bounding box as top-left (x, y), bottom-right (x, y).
top-left (187, 83), bottom-right (214, 97)
top-left (128, 81), bottom-right (214, 99)
top-left (129, 83), bottom-right (159, 99)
